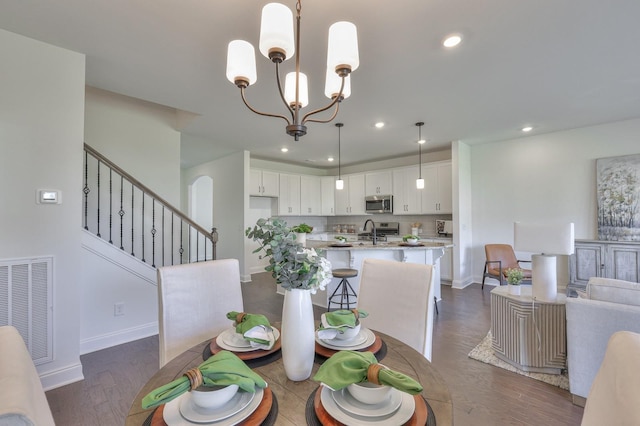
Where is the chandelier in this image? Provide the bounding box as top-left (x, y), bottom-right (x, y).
top-left (225, 1), bottom-right (359, 141)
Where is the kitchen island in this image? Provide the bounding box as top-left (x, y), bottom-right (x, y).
top-left (303, 240), bottom-right (454, 308)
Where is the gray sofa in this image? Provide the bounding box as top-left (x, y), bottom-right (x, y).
top-left (0, 326), bottom-right (55, 425)
top-left (566, 277), bottom-right (640, 406)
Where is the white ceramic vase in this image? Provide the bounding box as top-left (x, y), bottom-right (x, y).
top-left (281, 288), bottom-right (315, 381)
top-left (508, 284), bottom-right (521, 296)
top-left (295, 232), bottom-right (307, 247)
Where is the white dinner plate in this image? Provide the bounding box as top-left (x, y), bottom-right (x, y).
top-left (163, 387), bottom-right (264, 426)
top-left (332, 387), bottom-right (402, 418)
top-left (179, 389), bottom-right (254, 423)
top-left (316, 328), bottom-right (376, 351)
top-left (216, 327), bottom-right (280, 352)
top-left (320, 386), bottom-right (415, 426)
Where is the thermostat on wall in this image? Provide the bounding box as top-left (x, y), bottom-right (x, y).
top-left (37, 189), bottom-right (62, 204)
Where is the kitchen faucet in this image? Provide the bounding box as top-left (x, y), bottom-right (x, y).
top-left (363, 219), bottom-right (377, 245)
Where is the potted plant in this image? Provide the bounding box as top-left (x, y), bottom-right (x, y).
top-left (291, 223), bottom-right (313, 247)
top-left (402, 234), bottom-right (420, 245)
top-left (505, 268), bottom-right (524, 295)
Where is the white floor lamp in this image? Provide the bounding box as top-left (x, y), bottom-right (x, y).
top-left (514, 222), bottom-right (575, 302)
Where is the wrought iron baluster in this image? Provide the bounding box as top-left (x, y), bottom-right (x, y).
top-left (96, 160), bottom-right (101, 238)
top-left (109, 169), bottom-right (113, 244)
top-left (171, 212), bottom-right (175, 265)
top-left (141, 191), bottom-right (145, 263)
top-left (83, 150), bottom-right (90, 230)
top-left (151, 200), bottom-right (156, 267)
top-left (179, 221), bottom-right (184, 264)
top-left (131, 182), bottom-right (135, 257)
top-left (119, 175), bottom-right (125, 250)
top-left (161, 206), bottom-right (165, 267)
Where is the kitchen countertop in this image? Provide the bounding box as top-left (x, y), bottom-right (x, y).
top-left (307, 240), bottom-right (453, 250)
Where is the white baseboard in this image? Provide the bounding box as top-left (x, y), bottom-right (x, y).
top-left (452, 276), bottom-right (476, 289)
top-left (80, 321), bottom-right (158, 355)
top-left (40, 362), bottom-right (84, 391)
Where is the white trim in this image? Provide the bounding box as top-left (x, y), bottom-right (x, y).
top-left (39, 362), bottom-right (84, 391)
top-left (80, 321), bottom-right (158, 355)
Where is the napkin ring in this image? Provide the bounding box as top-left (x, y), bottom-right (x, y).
top-left (367, 364), bottom-right (384, 385)
top-left (184, 368), bottom-right (203, 391)
top-left (235, 312), bottom-right (246, 324)
top-left (351, 308), bottom-right (359, 319)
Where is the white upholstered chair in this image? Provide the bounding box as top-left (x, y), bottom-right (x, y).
top-left (356, 258), bottom-right (436, 361)
top-left (157, 259), bottom-right (244, 367)
top-left (581, 331), bottom-right (640, 426)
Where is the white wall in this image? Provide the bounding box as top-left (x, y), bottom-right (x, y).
top-left (452, 141), bottom-right (474, 288)
top-left (183, 151), bottom-right (248, 278)
top-left (470, 118), bottom-right (640, 285)
top-left (0, 29), bottom-right (86, 389)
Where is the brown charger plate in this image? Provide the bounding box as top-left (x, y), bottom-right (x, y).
top-left (209, 330), bottom-right (281, 361)
top-left (399, 243), bottom-right (425, 247)
top-left (150, 387), bottom-right (273, 426)
top-left (313, 386), bottom-right (428, 426)
top-left (315, 334), bottom-right (383, 359)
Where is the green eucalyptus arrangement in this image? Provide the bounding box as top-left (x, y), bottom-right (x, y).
top-left (505, 268), bottom-right (524, 285)
top-left (246, 218), bottom-right (332, 293)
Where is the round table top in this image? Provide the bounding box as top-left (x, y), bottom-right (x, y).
top-left (125, 328), bottom-right (453, 426)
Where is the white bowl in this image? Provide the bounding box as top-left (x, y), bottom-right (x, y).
top-left (404, 239), bottom-right (419, 245)
top-left (334, 322), bottom-right (361, 341)
top-left (190, 384), bottom-right (239, 409)
top-left (347, 382), bottom-right (392, 405)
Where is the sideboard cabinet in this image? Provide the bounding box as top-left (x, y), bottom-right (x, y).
top-left (570, 240), bottom-right (640, 286)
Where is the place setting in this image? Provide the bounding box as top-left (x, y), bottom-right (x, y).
top-left (306, 351), bottom-right (434, 425)
top-left (141, 350), bottom-right (277, 426)
top-left (314, 310), bottom-right (385, 361)
top-left (204, 311), bottom-right (282, 367)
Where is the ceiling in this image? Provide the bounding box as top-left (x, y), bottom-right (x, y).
top-left (2, 1), bottom-right (640, 169)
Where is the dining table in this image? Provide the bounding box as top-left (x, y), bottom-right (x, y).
top-left (126, 324), bottom-right (453, 425)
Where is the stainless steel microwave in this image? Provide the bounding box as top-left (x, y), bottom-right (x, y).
top-left (365, 195), bottom-right (393, 214)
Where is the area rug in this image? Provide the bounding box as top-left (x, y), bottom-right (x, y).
top-left (468, 331), bottom-right (569, 390)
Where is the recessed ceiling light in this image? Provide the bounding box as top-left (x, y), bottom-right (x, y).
top-left (328, 157), bottom-right (334, 162)
top-left (374, 122), bottom-right (385, 129)
top-left (281, 147), bottom-right (289, 152)
top-left (521, 126), bottom-right (533, 132)
top-left (443, 34), bottom-right (463, 48)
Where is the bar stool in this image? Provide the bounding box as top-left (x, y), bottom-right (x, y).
top-left (328, 268), bottom-right (358, 311)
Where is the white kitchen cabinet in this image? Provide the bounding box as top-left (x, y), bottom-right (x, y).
top-left (335, 174), bottom-right (367, 215)
top-left (250, 169), bottom-right (279, 197)
top-left (278, 173), bottom-right (301, 216)
top-left (421, 162), bottom-right (452, 214)
top-left (300, 175), bottom-right (321, 216)
top-left (392, 167), bottom-right (422, 215)
top-left (365, 171), bottom-right (393, 196)
top-left (320, 176), bottom-right (336, 216)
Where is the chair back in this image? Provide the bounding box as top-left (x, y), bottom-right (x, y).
top-left (357, 258), bottom-right (435, 361)
top-left (581, 331), bottom-right (640, 425)
top-left (484, 244), bottom-right (520, 275)
top-left (157, 259), bottom-right (243, 367)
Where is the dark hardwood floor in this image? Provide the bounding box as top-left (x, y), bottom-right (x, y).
top-left (46, 274), bottom-right (584, 425)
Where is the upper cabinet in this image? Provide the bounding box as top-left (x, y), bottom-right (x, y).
top-left (250, 169), bottom-right (279, 197)
top-left (392, 167), bottom-right (422, 215)
top-left (365, 171), bottom-right (393, 196)
top-left (278, 173), bottom-right (301, 216)
top-left (300, 175), bottom-right (321, 216)
top-left (320, 176), bottom-right (336, 216)
top-left (335, 174), bottom-right (367, 215)
top-left (421, 162), bottom-right (452, 214)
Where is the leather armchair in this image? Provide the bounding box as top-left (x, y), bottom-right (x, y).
top-left (482, 244), bottom-right (532, 289)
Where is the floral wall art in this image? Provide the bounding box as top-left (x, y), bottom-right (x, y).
top-left (597, 153), bottom-right (640, 241)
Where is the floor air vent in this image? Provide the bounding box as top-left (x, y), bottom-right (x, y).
top-left (0, 256), bottom-right (53, 365)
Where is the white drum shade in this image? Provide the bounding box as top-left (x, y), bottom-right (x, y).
top-left (226, 40), bottom-right (257, 85)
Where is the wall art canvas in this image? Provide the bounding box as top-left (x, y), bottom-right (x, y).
top-left (597, 153), bottom-right (640, 241)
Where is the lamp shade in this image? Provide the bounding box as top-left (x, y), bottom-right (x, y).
top-left (284, 72), bottom-right (309, 108)
top-left (324, 69), bottom-right (351, 100)
top-left (513, 222), bottom-right (575, 255)
top-left (335, 179), bottom-right (344, 190)
top-left (226, 40), bottom-right (257, 86)
top-left (259, 3), bottom-right (295, 60)
top-left (327, 21), bottom-right (359, 73)
top-left (416, 178), bottom-right (425, 189)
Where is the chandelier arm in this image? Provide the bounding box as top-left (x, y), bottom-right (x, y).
top-left (274, 62), bottom-right (296, 121)
top-left (304, 102), bottom-right (340, 124)
top-left (240, 87), bottom-right (292, 124)
top-left (301, 75), bottom-right (345, 123)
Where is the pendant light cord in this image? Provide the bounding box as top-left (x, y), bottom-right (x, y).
top-left (337, 123), bottom-right (343, 179)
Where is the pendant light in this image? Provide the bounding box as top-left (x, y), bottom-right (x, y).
top-left (335, 123), bottom-right (344, 190)
top-left (416, 122), bottom-right (425, 189)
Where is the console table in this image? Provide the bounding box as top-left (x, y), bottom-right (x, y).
top-left (490, 286), bottom-right (567, 374)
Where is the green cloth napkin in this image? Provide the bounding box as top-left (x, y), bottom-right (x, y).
top-left (313, 350), bottom-right (423, 395)
top-left (317, 309), bottom-right (368, 340)
top-left (226, 311), bottom-right (273, 346)
top-left (141, 350), bottom-right (267, 409)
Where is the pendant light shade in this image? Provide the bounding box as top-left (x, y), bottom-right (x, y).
top-left (259, 3), bottom-right (295, 60)
top-left (416, 122), bottom-right (425, 189)
top-left (226, 40), bottom-right (257, 86)
top-left (325, 69), bottom-right (351, 100)
top-left (327, 22), bottom-right (360, 74)
top-left (284, 72), bottom-right (309, 108)
top-left (336, 122), bottom-right (344, 190)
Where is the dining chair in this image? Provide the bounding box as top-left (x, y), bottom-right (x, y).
top-left (482, 244), bottom-right (532, 289)
top-left (581, 331), bottom-right (640, 425)
top-left (356, 258), bottom-right (435, 361)
top-left (157, 258), bottom-right (244, 367)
